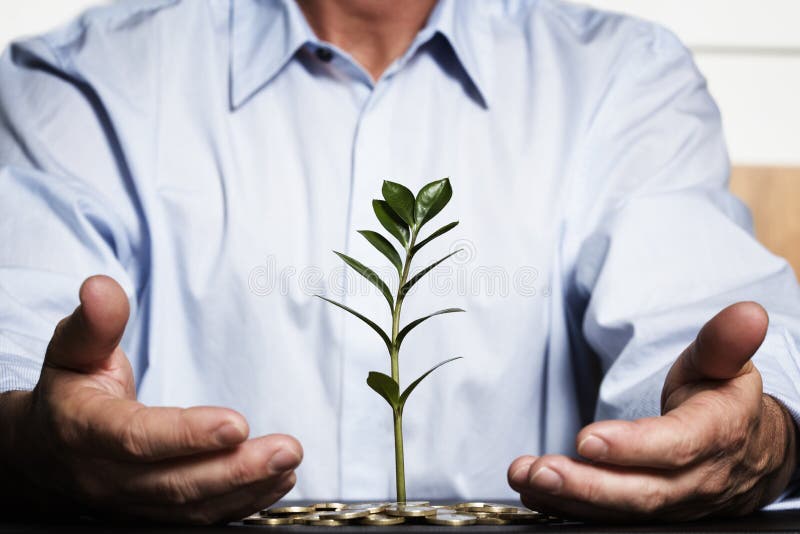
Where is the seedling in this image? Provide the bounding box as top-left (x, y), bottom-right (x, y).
top-left (316, 178), bottom-right (464, 502)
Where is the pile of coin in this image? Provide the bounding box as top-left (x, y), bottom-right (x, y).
top-left (242, 501), bottom-right (562, 527)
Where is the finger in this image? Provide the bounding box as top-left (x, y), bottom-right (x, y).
top-left (666, 302), bottom-right (767, 388)
top-left (120, 434), bottom-right (303, 503)
top-left (123, 469), bottom-right (298, 525)
top-left (508, 455), bottom-right (538, 492)
top-left (509, 454), bottom-right (689, 516)
top-left (72, 394), bottom-right (251, 461)
top-left (45, 275), bottom-right (130, 372)
top-left (519, 486), bottom-right (707, 523)
top-left (575, 395), bottom-right (754, 469)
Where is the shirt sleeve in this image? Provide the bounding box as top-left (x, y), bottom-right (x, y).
top-left (568, 23), bottom-right (800, 506)
top-left (0, 38), bottom-right (146, 392)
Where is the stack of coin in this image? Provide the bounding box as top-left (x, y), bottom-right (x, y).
top-left (243, 501), bottom-right (558, 527)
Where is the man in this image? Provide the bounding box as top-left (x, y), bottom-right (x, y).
top-left (0, 0), bottom-right (798, 524)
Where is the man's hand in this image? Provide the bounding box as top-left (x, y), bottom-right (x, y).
top-left (0, 276), bottom-right (302, 524)
top-left (508, 302), bottom-right (797, 521)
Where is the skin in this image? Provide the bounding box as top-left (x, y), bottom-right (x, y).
top-left (0, 2), bottom-right (796, 524)
top-left (297, 0), bottom-right (438, 82)
top-left (0, 276), bottom-right (303, 524)
top-left (0, 2), bottom-right (430, 524)
top-left (508, 302), bottom-right (799, 521)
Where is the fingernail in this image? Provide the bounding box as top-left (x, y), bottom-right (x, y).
top-left (215, 422), bottom-right (246, 445)
top-left (269, 449), bottom-right (301, 473)
top-left (578, 435), bottom-right (608, 460)
top-left (510, 464), bottom-right (531, 486)
top-left (530, 467), bottom-right (563, 494)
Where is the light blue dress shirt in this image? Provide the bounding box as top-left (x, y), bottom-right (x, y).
top-left (1, 0), bottom-right (799, 504)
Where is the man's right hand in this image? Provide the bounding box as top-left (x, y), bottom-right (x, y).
top-left (0, 275), bottom-right (302, 524)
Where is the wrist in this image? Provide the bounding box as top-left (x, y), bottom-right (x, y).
top-left (0, 390), bottom-right (35, 500)
top-left (761, 394), bottom-right (798, 503)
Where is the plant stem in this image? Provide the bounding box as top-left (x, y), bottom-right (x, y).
top-left (392, 408), bottom-right (405, 502)
top-left (390, 229), bottom-right (417, 503)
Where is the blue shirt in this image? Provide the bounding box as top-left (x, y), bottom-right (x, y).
top-left (1, 0), bottom-right (799, 503)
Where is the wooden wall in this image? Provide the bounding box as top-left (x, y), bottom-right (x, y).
top-left (730, 167), bottom-right (800, 279)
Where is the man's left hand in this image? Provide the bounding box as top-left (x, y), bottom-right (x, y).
top-left (508, 302), bottom-right (797, 521)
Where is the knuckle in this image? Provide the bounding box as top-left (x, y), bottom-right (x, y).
top-left (119, 411), bottom-right (150, 458)
top-left (229, 447), bottom-right (264, 487)
top-left (671, 434), bottom-right (703, 467)
top-left (153, 471), bottom-right (194, 505)
top-left (579, 473), bottom-right (604, 504)
top-left (635, 482), bottom-right (670, 514)
top-left (176, 411), bottom-right (201, 450)
top-left (700, 473), bottom-right (731, 500)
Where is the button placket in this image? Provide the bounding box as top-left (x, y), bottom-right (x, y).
top-left (338, 82), bottom-right (398, 499)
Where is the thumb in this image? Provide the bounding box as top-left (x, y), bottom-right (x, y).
top-left (663, 301), bottom-right (767, 404)
top-left (45, 275), bottom-right (130, 372)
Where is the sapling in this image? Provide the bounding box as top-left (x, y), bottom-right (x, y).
top-left (316, 177), bottom-right (464, 503)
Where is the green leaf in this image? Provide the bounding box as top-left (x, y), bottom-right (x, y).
top-left (396, 308), bottom-right (465, 348)
top-left (400, 249), bottom-right (462, 297)
top-left (373, 199), bottom-right (410, 247)
top-left (414, 178), bottom-right (452, 228)
top-left (367, 371), bottom-right (399, 409)
top-left (412, 221), bottom-right (459, 255)
top-left (333, 251), bottom-right (394, 311)
top-left (382, 180), bottom-right (416, 227)
top-left (398, 357), bottom-right (462, 412)
top-left (314, 295), bottom-right (391, 351)
top-left (358, 230), bottom-right (402, 275)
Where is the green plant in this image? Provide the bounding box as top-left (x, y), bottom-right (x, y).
top-left (316, 177), bottom-right (464, 503)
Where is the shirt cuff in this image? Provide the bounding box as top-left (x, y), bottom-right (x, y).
top-left (0, 353), bottom-right (41, 393)
top-left (754, 327), bottom-right (800, 510)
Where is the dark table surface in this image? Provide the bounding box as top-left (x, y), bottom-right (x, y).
top-left (2, 503), bottom-right (799, 534)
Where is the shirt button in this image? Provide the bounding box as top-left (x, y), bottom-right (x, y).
top-left (316, 47), bottom-right (334, 62)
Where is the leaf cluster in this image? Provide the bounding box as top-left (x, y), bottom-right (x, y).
top-left (316, 178), bottom-right (464, 413)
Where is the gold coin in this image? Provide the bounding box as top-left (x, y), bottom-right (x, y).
top-left (293, 513), bottom-right (347, 526)
top-left (425, 511), bottom-right (478, 526)
top-left (477, 517), bottom-right (511, 525)
top-left (314, 502), bottom-right (346, 511)
top-left (243, 515), bottom-right (295, 525)
top-left (498, 510), bottom-right (544, 521)
top-left (386, 501), bottom-right (430, 507)
top-left (470, 511), bottom-right (494, 519)
top-left (321, 509), bottom-right (370, 520)
top-left (453, 502), bottom-right (488, 510)
top-left (343, 502), bottom-right (387, 514)
top-left (384, 504), bottom-right (438, 517)
top-left (265, 505), bottom-right (314, 516)
top-left (360, 514), bottom-right (406, 526)
top-left (465, 503), bottom-right (518, 513)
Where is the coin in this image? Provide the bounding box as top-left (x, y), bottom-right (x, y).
top-left (384, 504), bottom-right (438, 517)
top-left (498, 510), bottom-right (544, 521)
top-left (322, 509), bottom-right (371, 520)
top-left (343, 502), bottom-right (387, 514)
top-left (425, 511), bottom-right (478, 526)
top-left (387, 501), bottom-right (430, 507)
top-left (465, 503), bottom-right (518, 513)
top-left (243, 515), bottom-right (295, 525)
top-left (477, 517), bottom-right (511, 525)
top-left (294, 513), bottom-right (347, 526)
top-left (453, 502), bottom-right (488, 510)
top-left (314, 502), bottom-right (347, 511)
top-left (264, 505), bottom-right (314, 516)
top-left (360, 514), bottom-right (406, 526)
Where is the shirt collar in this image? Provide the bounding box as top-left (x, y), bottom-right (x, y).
top-left (229, 0), bottom-right (490, 110)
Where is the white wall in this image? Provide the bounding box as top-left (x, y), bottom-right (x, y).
top-left (583, 0), bottom-right (800, 166)
top-left (0, 0), bottom-right (106, 48)
top-left (1, 0), bottom-right (798, 165)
